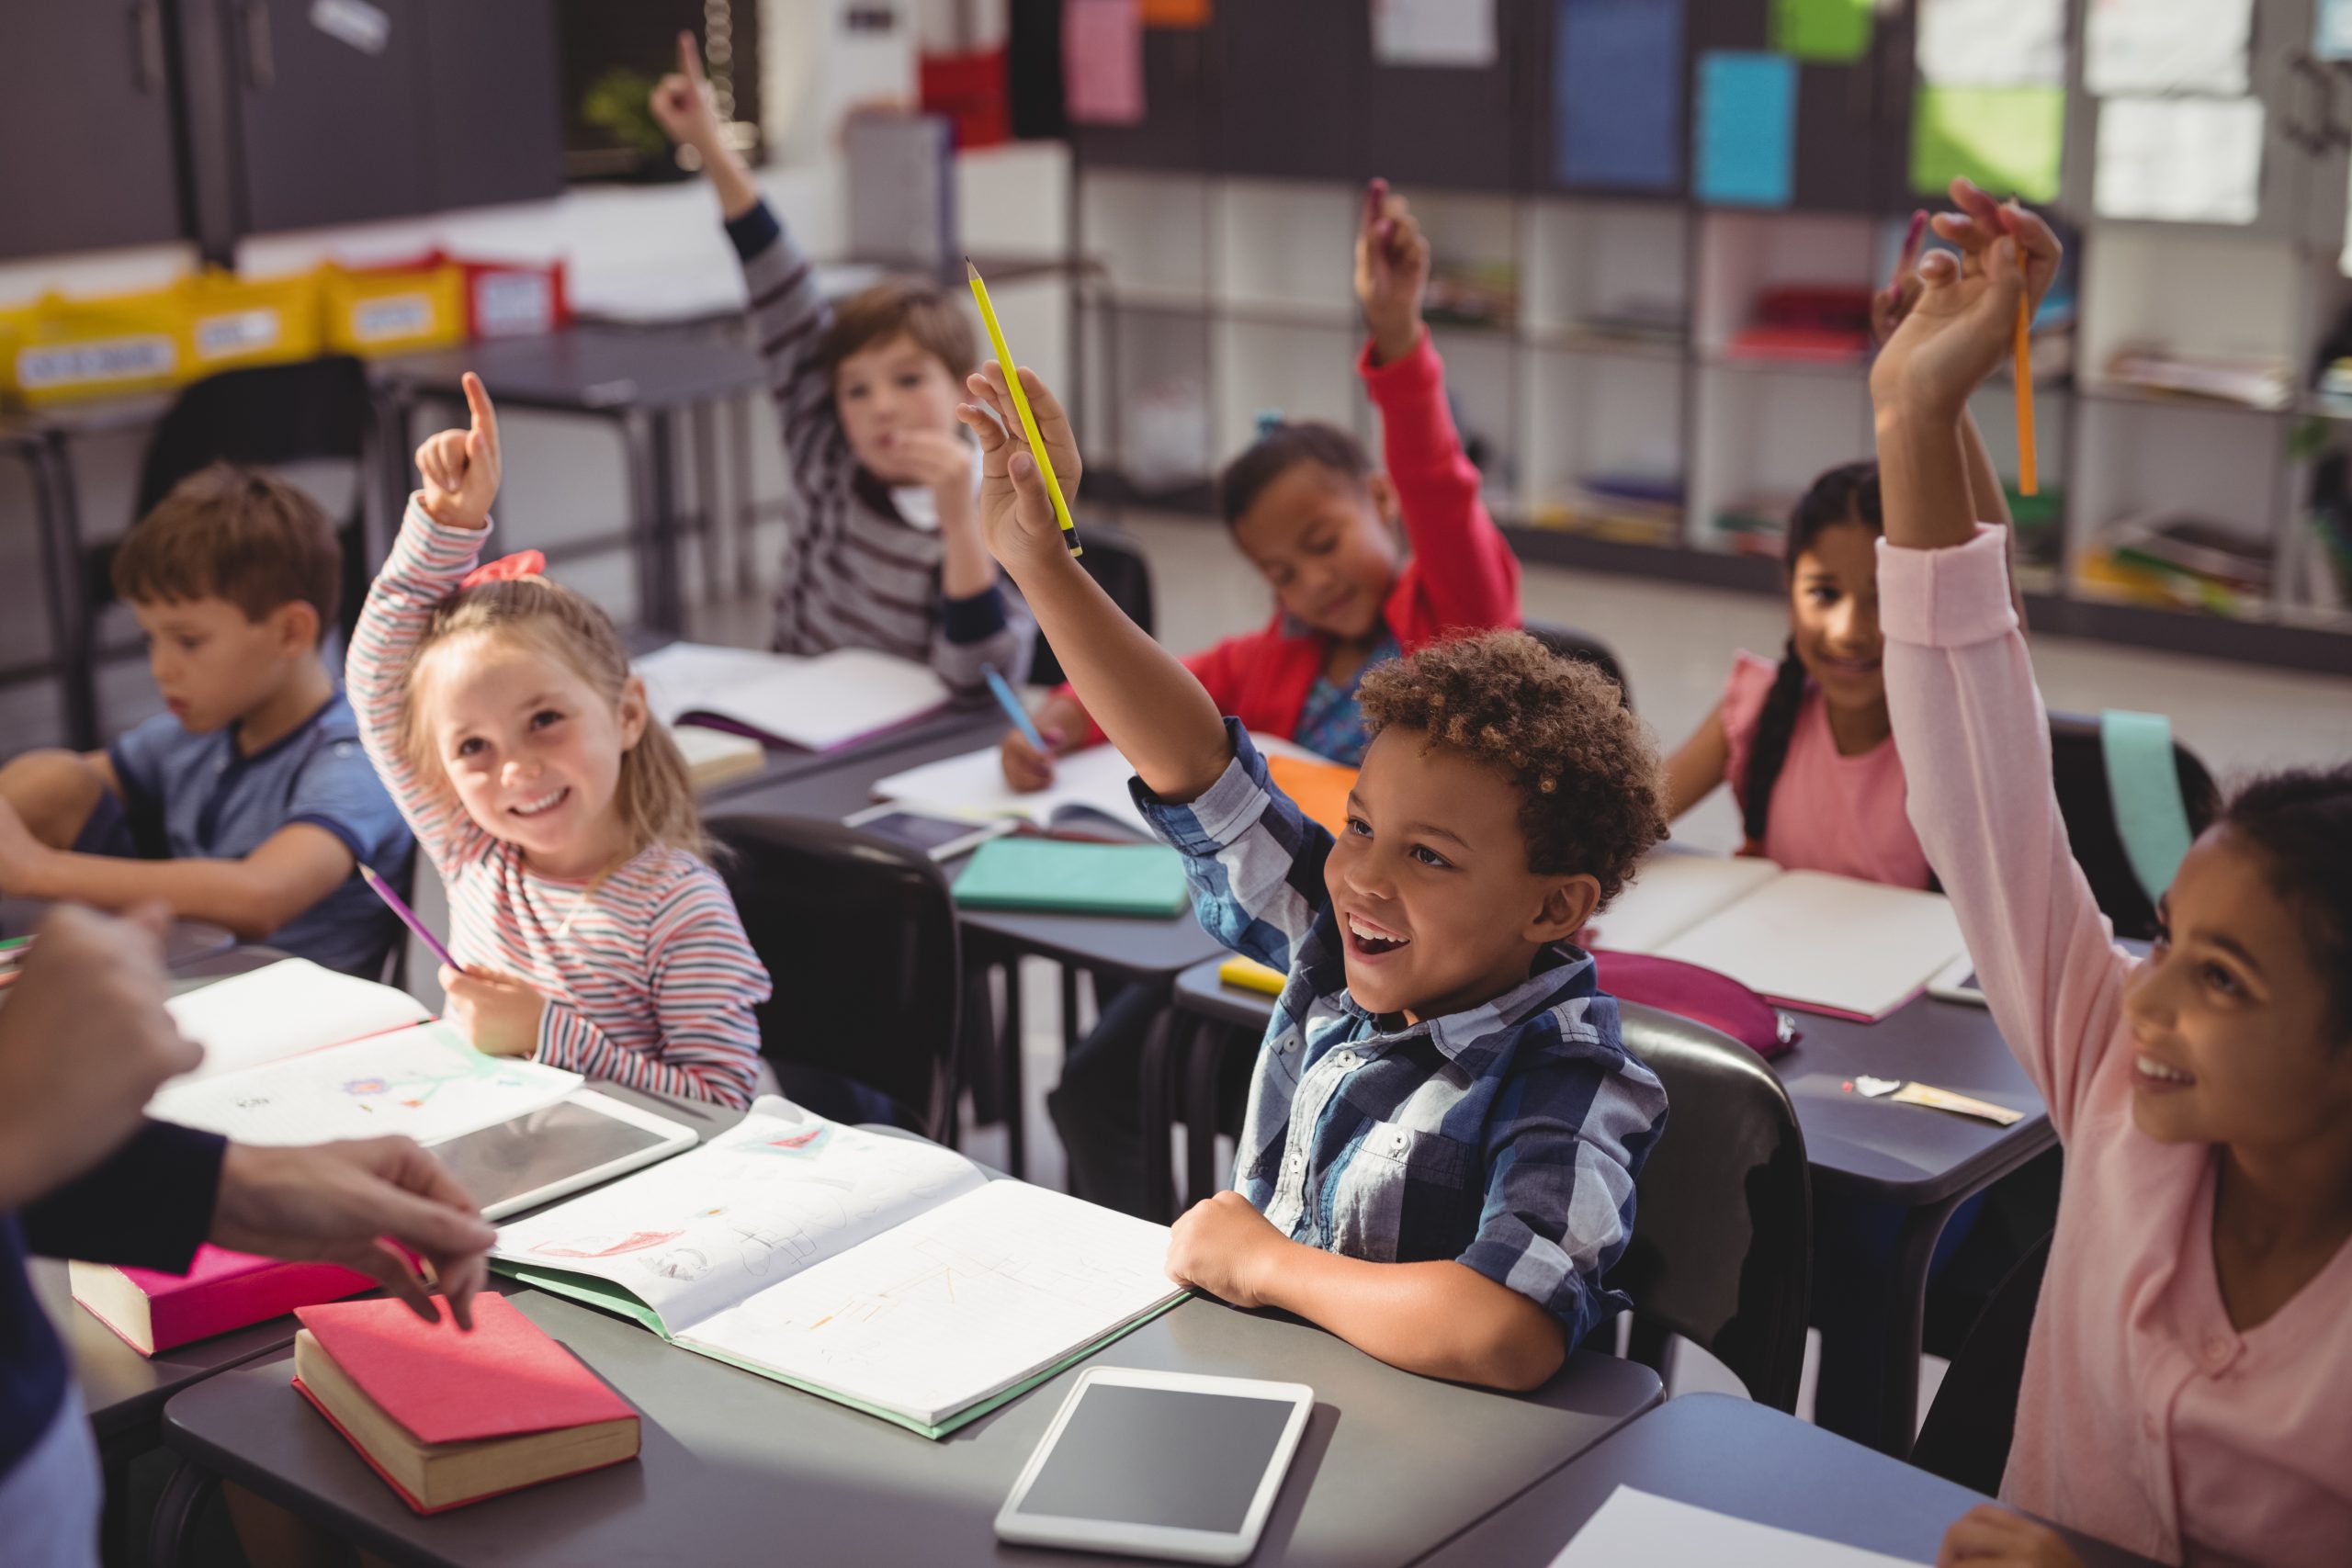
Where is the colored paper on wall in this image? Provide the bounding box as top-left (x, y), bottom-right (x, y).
top-left (1557, 0), bottom-right (1683, 191)
top-left (2094, 96), bottom-right (2264, 225)
top-left (1140, 0), bottom-right (1209, 26)
top-left (1373, 0), bottom-right (1499, 68)
top-left (1064, 0), bottom-right (1145, 124)
top-left (2085, 0), bottom-right (2250, 96)
top-left (1695, 51), bottom-right (1797, 208)
top-left (1771, 0), bottom-right (1870, 62)
top-left (1916, 0), bottom-right (2065, 86)
top-left (1909, 85), bottom-right (2064, 204)
top-left (2321, 0), bottom-right (2352, 62)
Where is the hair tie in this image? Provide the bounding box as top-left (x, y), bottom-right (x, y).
top-left (1253, 409), bottom-right (1286, 439)
top-left (459, 550), bottom-right (547, 590)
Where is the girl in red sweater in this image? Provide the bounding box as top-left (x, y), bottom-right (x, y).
top-left (1001, 178), bottom-right (1521, 785)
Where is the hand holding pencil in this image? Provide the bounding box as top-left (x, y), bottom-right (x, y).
top-left (1868, 178), bottom-right (2061, 432)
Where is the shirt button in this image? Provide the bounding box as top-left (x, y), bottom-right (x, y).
top-left (1388, 1130), bottom-right (1408, 1152)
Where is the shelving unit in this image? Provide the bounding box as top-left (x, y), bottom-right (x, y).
top-left (1064, 0), bottom-right (2352, 674)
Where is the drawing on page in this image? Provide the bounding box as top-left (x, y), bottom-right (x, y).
top-left (736, 1122), bottom-right (835, 1159)
top-left (531, 1228), bottom-right (684, 1260)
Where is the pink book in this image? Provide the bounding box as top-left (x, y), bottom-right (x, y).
top-left (70, 1246), bottom-right (376, 1357)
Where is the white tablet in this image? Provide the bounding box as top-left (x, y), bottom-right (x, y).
top-left (842, 802), bottom-right (1019, 862)
top-left (995, 1368), bottom-right (1314, 1564)
top-left (428, 1090), bottom-right (697, 1220)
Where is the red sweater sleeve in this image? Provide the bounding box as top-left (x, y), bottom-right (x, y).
top-left (1359, 332), bottom-right (1521, 637)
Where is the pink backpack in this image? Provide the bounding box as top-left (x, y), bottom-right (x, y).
top-left (1592, 950), bottom-right (1800, 1059)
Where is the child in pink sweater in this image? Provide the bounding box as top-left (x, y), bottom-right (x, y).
top-left (1874, 178), bottom-right (2352, 1568)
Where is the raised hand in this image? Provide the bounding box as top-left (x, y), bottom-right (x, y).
top-left (1871, 209), bottom-right (1928, 349)
top-left (956, 361), bottom-right (1083, 572)
top-left (649, 29), bottom-right (725, 154)
top-left (1353, 177), bottom-right (1431, 367)
top-left (1871, 179), bottom-right (2062, 423)
top-left (415, 372), bottom-right (503, 532)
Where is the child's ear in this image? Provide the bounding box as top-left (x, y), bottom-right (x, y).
top-left (616, 674), bottom-right (650, 750)
top-left (270, 600), bottom-right (321, 657)
top-left (1526, 874), bottom-right (1601, 947)
top-left (1366, 472), bottom-right (1402, 530)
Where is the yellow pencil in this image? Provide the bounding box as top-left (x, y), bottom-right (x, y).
top-left (2015, 291), bottom-right (2038, 496)
top-left (965, 259), bottom-right (1082, 558)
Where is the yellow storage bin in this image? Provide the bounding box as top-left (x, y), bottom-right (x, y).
top-left (8, 286), bottom-right (186, 406)
top-left (0, 300), bottom-right (30, 404)
top-left (319, 258), bottom-right (465, 357)
top-left (179, 268), bottom-right (323, 377)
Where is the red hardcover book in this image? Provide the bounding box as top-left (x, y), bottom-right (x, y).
top-left (290, 1294), bottom-right (639, 1513)
top-left (69, 1247), bottom-right (376, 1357)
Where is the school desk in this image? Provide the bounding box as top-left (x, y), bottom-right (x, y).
top-left (1410, 1393), bottom-right (2164, 1567)
top-left (0, 896), bottom-right (234, 973)
top-left (153, 1280), bottom-right (1661, 1568)
top-left (373, 326), bottom-right (765, 637)
top-left (1159, 954), bottom-right (2056, 1460)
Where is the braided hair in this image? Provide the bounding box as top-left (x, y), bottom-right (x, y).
top-left (1739, 462), bottom-right (1884, 852)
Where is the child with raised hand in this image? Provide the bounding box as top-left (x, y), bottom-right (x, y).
top-left (1872, 178), bottom-right (2352, 1567)
top-left (648, 33), bottom-right (1030, 698)
top-left (347, 374), bottom-right (770, 1109)
top-left (1001, 176), bottom-right (1520, 785)
top-left (958, 360), bottom-right (1668, 1391)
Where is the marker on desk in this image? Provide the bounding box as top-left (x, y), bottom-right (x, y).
top-left (983, 663), bottom-right (1048, 755)
top-left (966, 258), bottom-right (1082, 558)
top-left (358, 863), bottom-right (465, 976)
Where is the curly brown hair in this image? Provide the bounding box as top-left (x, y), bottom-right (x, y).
top-left (1358, 630), bottom-right (1666, 906)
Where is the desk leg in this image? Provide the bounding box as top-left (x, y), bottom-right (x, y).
top-left (1182, 1021), bottom-right (1233, 1206)
top-left (727, 390), bottom-right (756, 588)
top-left (31, 434), bottom-right (97, 749)
top-left (1877, 1190), bottom-right (1970, 1460)
top-left (144, 1457), bottom-right (217, 1568)
top-left (1001, 958), bottom-right (1027, 1182)
top-left (625, 409), bottom-right (685, 637)
top-left (692, 400), bottom-right (722, 608)
top-left (1138, 1010), bottom-right (1182, 1224)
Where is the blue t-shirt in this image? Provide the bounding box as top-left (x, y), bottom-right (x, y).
top-left (107, 692), bottom-right (413, 978)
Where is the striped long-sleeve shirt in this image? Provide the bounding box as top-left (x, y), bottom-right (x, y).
top-left (726, 200), bottom-right (1033, 698)
top-left (347, 501), bottom-right (770, 1108)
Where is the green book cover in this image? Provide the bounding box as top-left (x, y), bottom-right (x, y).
top-left (952, 837), bottom-right (1190, 917)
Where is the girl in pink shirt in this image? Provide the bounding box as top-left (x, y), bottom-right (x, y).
top-left (1877, 179), bottom-right (2352, 1568)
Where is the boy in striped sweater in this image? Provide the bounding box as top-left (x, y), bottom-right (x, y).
top-left (651, 35), bottom-right (1032, 696)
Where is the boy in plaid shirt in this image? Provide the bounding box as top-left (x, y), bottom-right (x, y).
top-left (958, 363), bottom-right (1671, 1391)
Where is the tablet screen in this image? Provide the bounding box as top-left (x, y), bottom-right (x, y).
top-left (1012, 1383), bottom-right (1300, 1533)
top-left (854, 810), bottom-right (986, 856)
top-left (432, 1100), bottom-right (673, 1216)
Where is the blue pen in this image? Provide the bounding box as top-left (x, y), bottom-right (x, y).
top-left (983, 663), bottom-right (1048, 754)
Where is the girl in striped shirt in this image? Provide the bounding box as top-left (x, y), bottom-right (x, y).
top-left (348, 374), bottom-right (769, 1109)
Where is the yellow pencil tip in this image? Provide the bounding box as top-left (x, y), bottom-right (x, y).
top-left (965, 257), bottom-right (979, 279)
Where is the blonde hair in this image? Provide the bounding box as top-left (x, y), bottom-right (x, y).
top-left (400, 576), bottom-right (715, 864)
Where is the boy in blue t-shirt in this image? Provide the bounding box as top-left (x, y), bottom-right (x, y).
top-left (0, 464), bottom-right (412, 977)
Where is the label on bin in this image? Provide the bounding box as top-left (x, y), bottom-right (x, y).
top-left (474, 272), bottom-right (555, 337)
top-left (17, 335), bottom-right (176, 389)
top-left (195, 309), bottom-right (283, 361)
top-left (354, 294), bottom-right (432, 344)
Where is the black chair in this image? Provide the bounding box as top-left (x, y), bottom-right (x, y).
top-left (707, 814), bottom-right (964, 1143)
top-left (1027, 520), bottom-right (1155, 687)
top-left (1523, 620), bottom-right (1633, 710)
top-left (1911, 1229), bottom-right (2054, 1495)
top-left (1606, 1001), bottom-right (1811, 1414)
top-left (2048, 711), bottom-right (2218, 942)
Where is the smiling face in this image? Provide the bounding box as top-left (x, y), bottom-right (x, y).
top-left (832, 333), bottom-right (964, 484)
top-left (1325, 727), bottom-right (1598, 1022)
top-left (1787, 518), bottom-right (1886, 720)
top-left (2121, 827), bottom-right (2352, 1153)
top-left (130, 594), bottom-right (311, 734)
top-left (418, 629), bottom-right (649, 878)
top-left (1230, 462), bottom-right (1404, 641)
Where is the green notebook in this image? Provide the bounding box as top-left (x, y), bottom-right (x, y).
top-left (952, 837), bottom-right (1190, 917)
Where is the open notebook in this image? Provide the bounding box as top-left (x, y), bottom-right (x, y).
top-left (151, 958), bottom-right (582, 1145)
top-left (491, 1101), bottom-right (1184, 1438)
top-left (635, 642), bottom-right (951, 753)
top-left (1593, 854), bottom-right (1970, 1022)
top-left (872, 732), bottom-right (1327, 840)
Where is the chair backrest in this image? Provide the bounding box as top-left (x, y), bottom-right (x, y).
top-left (1606, 1001), bottom-right (1810, 1411)
top-left (1029, 521), bottom-right (1156, 687)
top-left (707, 814), bottom-right (963, 1141)
top-left (1522, 620), bottom-right (1633, 710)
top-left (1911, 1228), bottom-right (2053, 1495)
top-left (2047, 712), bottom-right (2218, 942)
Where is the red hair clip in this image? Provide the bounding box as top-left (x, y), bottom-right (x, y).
top-left (459, 550), bottom-right (546, 590)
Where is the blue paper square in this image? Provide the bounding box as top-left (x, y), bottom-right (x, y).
top-left (1695, 51), bottom-right (1797, 208)
top-left (1558, 0), bottom-right (1684, 191)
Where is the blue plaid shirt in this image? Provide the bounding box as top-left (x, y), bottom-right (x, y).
top-left (1135, 723), bottom-right (1668, 1340)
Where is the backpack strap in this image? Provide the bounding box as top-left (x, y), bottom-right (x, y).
top-left (2099, 709), bottom-right (2195, 908)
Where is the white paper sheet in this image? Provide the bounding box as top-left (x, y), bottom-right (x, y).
top-left (148, 1022), bottom-right (580, 1147)
top-left (1652, 870), bottom-right (1968, 1021)
top-left (873, 732), bottom-right (1324, 840)
top-left (1373, 0), bottom-right (1498, 68)
top-left (1917, 0), bottom-right (2066, 86)
top-left (1588, 853), bottom-right (1782, 953)
top-left (635, 642), bottom-right (950, 752)
top-left (1548, 1487), bottom-right (1928, 1567)
top-left (2094, 96), bottom-right (2265, 226)
top-left (163, 958), bottom-right (432, 1083)
top-left (683, 1179), bottom-right (1180, 1425)
top-left (2084, 0), bottom-right (2252, 96)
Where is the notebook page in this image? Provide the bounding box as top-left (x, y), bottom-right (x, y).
top-left (147, 1023), bottom-right (579, 1146)
top-left (164, 958), bottom-right (434, 1083)
top-left (1655, 870), bottom-right (1968, 1020)
top-left (1547, 1487), bottom-right (1926, 1568)
top-left (681, 1179), bottom-right (1182, 1427)
top-left (639, 644), bottom-right (951, 750)
top-left (492, 1101), bottom-right (985, 1334)
top-left (1588, 853), bottom-right (1784, 954)
top-left (875, 732), bottom-right (1329, 839)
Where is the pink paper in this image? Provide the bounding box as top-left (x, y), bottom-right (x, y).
top-left (1065, 0), bottom-right (1145, 125)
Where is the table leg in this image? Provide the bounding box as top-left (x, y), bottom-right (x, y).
top-left (1877, 1190), bottom-right (1971, 1460)
top-left (1061, 966), bottom-right (1084, 1059)
top-left (1001, 955), bottom-right (1027, 1182)
top-left (1138, 1010), bottom-right (1182, 1223)
top-left (30, 434), bottom-right (97, 749)
top-left (727, 389), bottom-right (756, 588)
top-left (1182, 1020), bottom-right (1230, 1207)
top-left (622, 409), bottom-right (683, 637)
top-left (691, 400), bottom-right (722, 608)
top-left (144, 1457), bottom-right (218, 1568)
